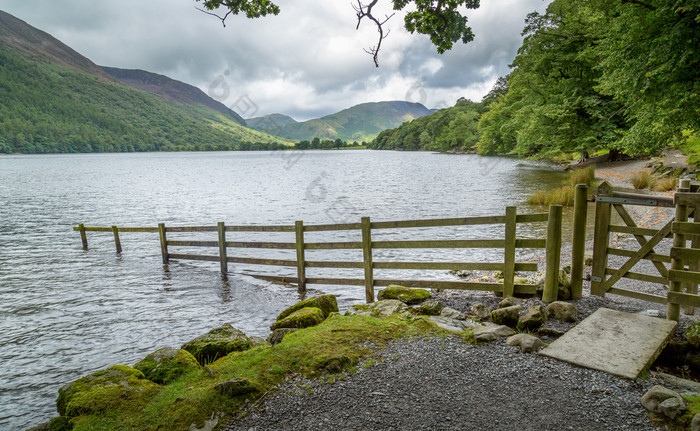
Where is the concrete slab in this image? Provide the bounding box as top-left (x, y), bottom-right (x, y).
top-left (539, 308), bottom-right (677, 379)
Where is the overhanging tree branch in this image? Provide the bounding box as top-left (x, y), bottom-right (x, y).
top-left (353, 0), bottom-right (395, 67)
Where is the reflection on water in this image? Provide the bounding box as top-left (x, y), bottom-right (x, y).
top-left (0, 151), bottom-right (573, 430)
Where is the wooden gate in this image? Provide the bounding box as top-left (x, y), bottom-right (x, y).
top-left (590, 179), bottom-right (700, 320)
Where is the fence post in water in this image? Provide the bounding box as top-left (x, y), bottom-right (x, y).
top-left (295, 220), bottom-right (306, 292)
top-left (542, 205), bottom-right (563, 303)
top-left (669, 179), bottom-right (691, 321)
top-left (79, 223), bottom-right (88, 250)
top-left (590, 181), bottom-right (612, 296)
top-left (158, 223), bottom-right (169, 265)
top-left (361, 217), bottom-right (375, 303)
top-left (218, 222), bottom-right (228, 274)
top-left (111, 225), bottom-right (122, 254)
top-left (570, 184), bottom-right (589, 299)
top-left (503, 206), bottom-right (517, 298)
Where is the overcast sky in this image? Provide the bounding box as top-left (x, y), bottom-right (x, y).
top-left (2, 0), bottom-right (550, 121)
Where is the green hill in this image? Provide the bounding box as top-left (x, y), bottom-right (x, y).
top-left (249, 101), bottom-right (434, 142)
top-left (0, 10), bottom-right (283, 154)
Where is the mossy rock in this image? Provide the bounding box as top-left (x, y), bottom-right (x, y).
top-left (56, 365), bottom-right (160, 419)
top-left (48, 417), bottom-right (72, 431)
top-left (134, 348), bottom-right (200, 384)
top-left (181, 324), bottom-right (252, 365)
top-left (377, 285), bottom-right (431, 305)
top-left (686, 322), bottom-right (700, 348)
top-left (277, 294), bottom-right (338, 321)
top-left (270, 307), bottom-right (325, 330)
top-left (345, 300), bottom-right (410, 318)
top-left (416, 300), bottom-right (445, 316)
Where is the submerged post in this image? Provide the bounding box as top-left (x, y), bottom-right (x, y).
top-left (542, 205), bottom-right (563, 303)
top-left (158, 223), bottom-right (169, 265)
top-left (295, 220), bottom-right (307, 292)
top-left (218, 222), bottom-right (228, 274)
top-left (570, 184), bottom-right (589, 299)
top-left (79, 223), bottom-right (88, 250)
top-left (503, 206), bottom-right (517, 298)
top-left (669, 179), bottom-right (691, 321)
top-left (111, 225), bottom-right (122, 254)
top-left (361, 217), bottom-right (375, 303)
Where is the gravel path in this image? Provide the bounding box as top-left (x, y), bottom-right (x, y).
top-left (225, 160), bottom-right (700, 431)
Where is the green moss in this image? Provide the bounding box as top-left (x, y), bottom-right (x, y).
top-left (416, 301), bottom-right (445, 316)
top-left (48, 417), bottom-right (73, 431)
top-left (56, 365), bottom-right (161, 419)
top-left (377, 285), bottom-right (431, 304)
top-left (276, 295), bottom-right (339, 321)
top-left (134, 348), bottom-right (200, 384)
top-left (271, 307), bottom-right (325, 330)
top-left (685, 322), bottom-right (700, 348)
top-left (181, 324), bottom-right (252, 365)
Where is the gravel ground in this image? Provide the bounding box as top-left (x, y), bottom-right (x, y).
top-left (225, 160), bottom-right (700, 431)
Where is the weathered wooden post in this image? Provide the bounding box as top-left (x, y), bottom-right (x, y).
top-left (79, 223), bottom-right (88, 250)
top-left (590, 181), bottom-right (613, 296)
top-left (570, 184), bottom-right (589, 299)
top-left (686, 194), bottom-right (700, 316)
top-left (218, 222), bottom-right (228, 274)
top-left (542, 205), bottom-right (563, 303)
top-left (361, 217), bottom-right (375, 303)
top-left (503, 206), bottom-right (517, 298)
top-left (295, 220), bottom-right (307, 292)
top-left (669, 179), bottom-right (691, 321)
top-left (111, 225), bottom-right (122, 254)
top-left (158, 223), bottom-right (169, 265)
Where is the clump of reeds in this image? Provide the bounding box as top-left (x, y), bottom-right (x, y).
top-left (630, 170), bottom-right (653, 189)
top-left (527, 165), bottom-right (596, 206)
top-left (653, 176), bottom-right (677, 192)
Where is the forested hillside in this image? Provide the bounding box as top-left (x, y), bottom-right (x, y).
top-left (371, 0), bottom-right (699, 159)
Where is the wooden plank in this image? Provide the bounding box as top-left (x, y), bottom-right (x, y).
top-left (599, 218), bottom-right (674, 293)
top-left (158, 223), bottom-right (169, 264)
top-left (169, 253), bottom-right (219, 262)
top-left (608, 248), bottom-right (671, 263)
top-left (373, 262), bottom-right (538, 271)
top-left (542, 205), bottom-right (563, 303)
top-left (612, 190), bottom-right (674, 207)
top-left (371, 215), bottom-right (506, 229)
top-left (168, 240), bottom-right (219, 247)
top-left (305, 242), bottom-right (363, 250)
top-left (362, 217), bottom-right (375, 302)
top-left (675, 192), bottom-right (700, 206)
top-left (304, 223), bottom-right (362, 232)
top-left (669, 179), bottom-right (691, 321)
top-left (111, 225), bottom-right (122, 254)
top-left (73, 226), bottom-right (159, 232)
top-left (227, 257), bottom-right (297, 267)
top-left (612, 203), bottom-right (669, 278)
top-left (605, 268), bottom-right (667, 285)
top-left (503, 206), bottom-right (517, 298)
top-left (165, 226), bottom-right (217, 233)
top-left (226, 241), bottom-right (296, 250)
top-left (306, 261), bottom-right (364, 269)
top-left (668, 269), bottom-right (700, 284)
top-left (217, 222), bottom-right (228, 274)
top-left (295, 221), bottom-right (306, 291)
top-left (670, 247), bottom-right (700, 261)
top-left (607, 288), bottom-right (668, 305)
top-left (79, 223), bottom-right (88, 250)
top-left (570, 184), bottom-right (588, 300)
top-left (668, 291), bottom-right (700, 308)
top-left (609, 225), bottom-right (672, 238)
top-left (516, 214), bottom-right (550, 223)
top-left (672, 222), bottom-right (700, 235)
top-left (226, 225), bottom-right (295, 232)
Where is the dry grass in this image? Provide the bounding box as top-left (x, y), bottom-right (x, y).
top-left (653, 176), bottom-right (677, 192)
top-left (630, 170), bottom-right (653, 189)
top-left (568, 165), bottom-right (596, 186)
top-left (527, 185), bottom-right (576, 206)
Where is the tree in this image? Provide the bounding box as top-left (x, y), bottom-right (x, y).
top-left (196, 0), bottom-right (481, 66)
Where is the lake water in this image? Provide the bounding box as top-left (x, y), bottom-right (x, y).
top-left (0, 150), bottom-right (566, 430)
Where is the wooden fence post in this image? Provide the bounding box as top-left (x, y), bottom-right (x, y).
top-left (158, 223), bottom-right (169, 265)
top-left (669, 179), bottom-right (691, 321)
top-left (361, 217), bottom-right (375, 303)
top-left (79, 223), bottom-right (88, 250)
top-left (295, 220), bottom-right (307, 292)
top-left (542, 205), bottom-right (563, 303)
top-left (685, 198), bottom-right (700, 316)
top-left (503, 206), bottom-right (517, 298)
top-left (218, 222), bottom-right (228, 274)
top-left (570, 184), bottom-right (588, 299)
top-left (590, 181), bottom-right (612, 296)
top-left (111, 225), bottom-right (122, 254)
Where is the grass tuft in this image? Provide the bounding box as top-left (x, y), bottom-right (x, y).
top-left (653, 176), bottom-right (677, 192)
top-left (567, 165), bottom-right (596, 187)
top-left (528, 166), bottom-right (596, 206)
top-left (630, 170), bottom-right (653, 189)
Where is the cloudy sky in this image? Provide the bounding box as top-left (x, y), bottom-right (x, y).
top-left (2, 0), bottom-right (550, 121)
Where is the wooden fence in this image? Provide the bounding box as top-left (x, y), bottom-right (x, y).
top-left (74, 205), bottom-right (564, 303)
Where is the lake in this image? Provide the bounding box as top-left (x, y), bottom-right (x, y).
top-left (0, 150), bottom-right (566, 430)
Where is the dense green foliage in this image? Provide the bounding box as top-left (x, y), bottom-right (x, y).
top-left (0, 48), bottom-right (285, 154)
top-left (369, 98), bottom-right (483, 151)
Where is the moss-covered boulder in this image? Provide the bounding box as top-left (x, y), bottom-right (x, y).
top-left (416, 300), bottom-right (445, 316)
top-left (277, 294), bottom-right (339, 321)
top-left (134, 348), bottom-right (199, 384)
top-left (686, 322), bottom-right (700, 348)
top-left (214, 378), bottom-right (259, 397)
top-left (271, 307), bottom-right (325, 330)
top-left (56, 365), bottom-right (160, 419)
top-left (345, 299), bottom-right (410, 318)
top-left (377, 285), bottom-right (431, 305)
top-left (181, 324), bottom-right (252, 365)
top-left (490, 305), bottom-right (522, 327)
top-left (517, 305), bottom-right (547, 331)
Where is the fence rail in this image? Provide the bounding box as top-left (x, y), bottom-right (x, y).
top-left (74, 205), bottom-right (563, 303)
